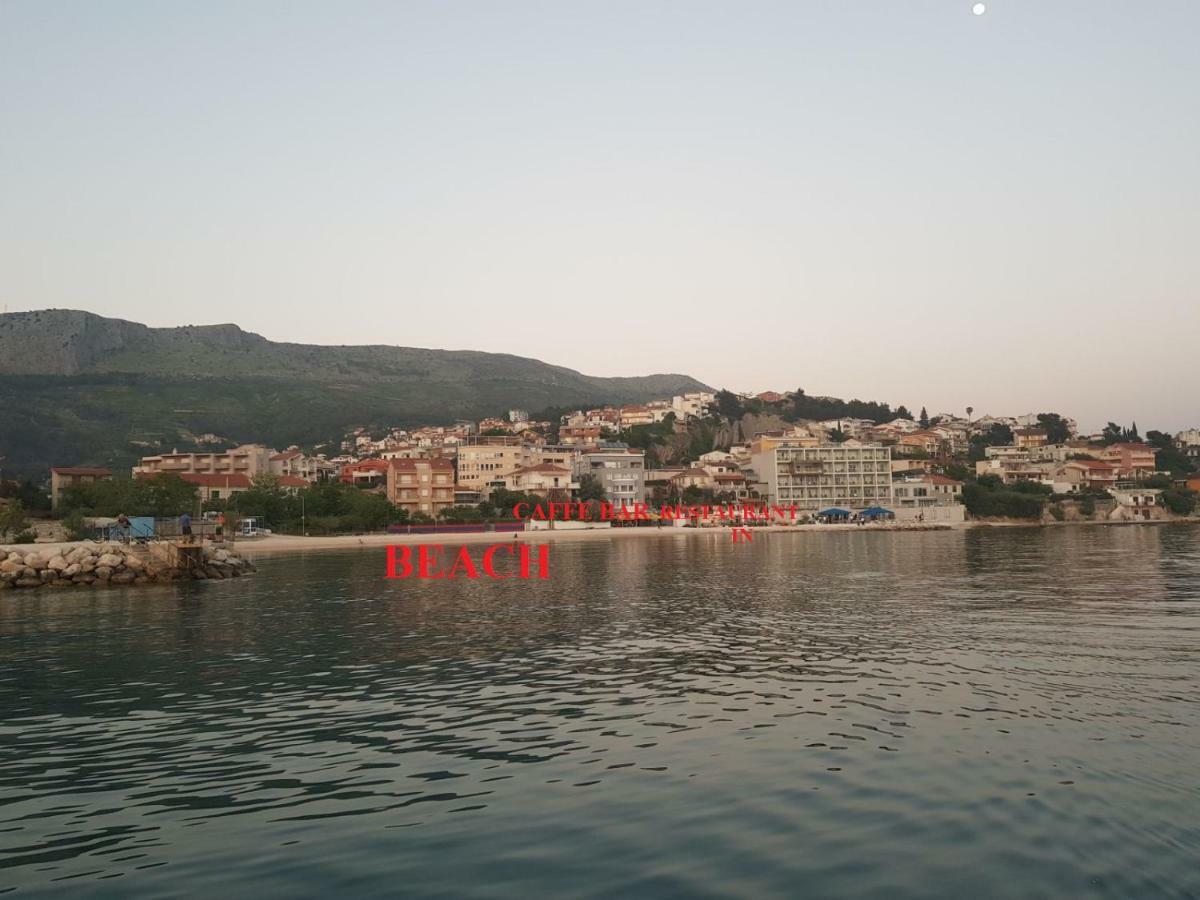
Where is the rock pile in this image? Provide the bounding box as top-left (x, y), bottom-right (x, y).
top-left (0, 544), bottom-right (256, 591)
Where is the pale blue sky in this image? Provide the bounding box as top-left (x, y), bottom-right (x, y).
top-left (2, 1), bottom-right (1197, 430)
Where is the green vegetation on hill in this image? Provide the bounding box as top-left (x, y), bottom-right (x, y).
top-left (713, 389), bottom-right (906, 425)
top-left (0, 310), bottom-right (710, 477)
top-left (962, 475), bottom-right (1048, 519)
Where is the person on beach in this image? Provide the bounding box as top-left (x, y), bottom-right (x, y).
top-left (116, 513), bottom-right (131, 541)
top-left (180, 511), bottom-right (192, 538)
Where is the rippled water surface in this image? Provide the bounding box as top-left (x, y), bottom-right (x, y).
top-left (2, 527), bottom-right (1199, 898)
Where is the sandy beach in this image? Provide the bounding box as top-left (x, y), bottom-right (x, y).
top-left (3, 521), bottom-right (960, 562)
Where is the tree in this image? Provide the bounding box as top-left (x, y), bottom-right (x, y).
top-left (577, 474), bottom-right (607, 503)
top-left (919, 407), bottom-right (930, 428)
top-left (0, 479), bottom-right (51, 512)
top-left (1101, 422), bottom-right (1124, 445)
top-left (0, 499), bottom-right (28, 540)
top-left (1036, 413), bottom-right (1071, 444)
top-left (966, 406), bottom-right (974, 421)
top-left (714, 390), bottom-right (744, 420)
top-left (1160, 489), bottom-right (1197, 516)
top-left (962, 480), bottom-right (1045, 519)
top-left (1146, 430), bottom-right (1171, 450)
top-left (59, 474), bottom-right (199, 518)
top-left (1145, 431), bottom-right (1195, 475)
top-left (894, 405), bottom-right (913, 421)
top-left (968, 424), bottom-right (1013, 461)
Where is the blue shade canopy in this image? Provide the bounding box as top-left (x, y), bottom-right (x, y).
top-left (818, 508), bottom-right (852, 516)
top-left (859, 507), bottom-right (894, 517)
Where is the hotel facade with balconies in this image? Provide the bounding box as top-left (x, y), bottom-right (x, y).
top-left (751, 441), bottom-right (893, 510)
top-left (132, 444), bottom-right (275, 480)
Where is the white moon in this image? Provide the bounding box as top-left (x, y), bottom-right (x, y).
top-left (972, 2), bottom-right (987, 14)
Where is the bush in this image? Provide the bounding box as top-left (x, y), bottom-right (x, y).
top-left (1049, 503), bottom-right (1065, 521)
top-left (11, 531), bottom-right (36, 544)
top-left (1079, 494), bottom-right (1096, 517)
top-left (0, 499), bottom-right (29, 541)
top-left (963, 483), bottom-right (1045, 519)
top-left (1010, 480), bottom-right (1052, 496)
top-left (1160, 489), bottom-right (1197, 516)
top-left (62, 509), bottom-right (89, 541)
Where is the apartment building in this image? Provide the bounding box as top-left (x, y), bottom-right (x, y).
top-left (559, 426), bottom-right (603, 448)
top-left (1176, 428), bottom-right (1200, 462)
top-left (1013, 428), bottom-right (1048, 450)
top-left (1099, 443), bottom-right (1157, 478)
top-left (498, 464), bottom-right (575, 498)
top-left (751, 442), bottom-right (893, 510)
top-left (269, 450), bottom-right (336, 482)
top-left (386, 458), bottom-right (455, 518)
top-left (456, 437), bottom-right (579, 498)
top-left (133, 444), bottom-right (275, 479)
top-left (671, 392), bottom-right (715, 420)
top-left (456, 437), bottom-right (525, 494)
top-left (573, 447), bottom-right (646, 506)
top-left (1052, 459), bottom-right (1119, 492)
top-left (339, 459), bottom-right (390, 486)
top-left (892, 474), bottom-right (963, 508)
top-left (618, 405), bottom-right (654, 428)
top-left (748, 431), bottom-right (819, 455)
top-left (49, 467), bottom-right (112, 511)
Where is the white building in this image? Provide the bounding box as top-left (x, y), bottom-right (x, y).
top-left (1177, 428), bottom-right (1200, 462)
top-left (892, 474), bottom-right (963, 508)
top-left (671, 392), bottom-right (715, 420)
top-left (751, 442), bottom-right (893, 510)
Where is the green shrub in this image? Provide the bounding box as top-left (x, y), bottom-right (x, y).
top-left (963, 483), bottom-right (1045, 519)
top-left (1049, 503), bottom-right (1065, 521)
top-left (1160, 489), bottom-right (1197, 516)
top-left (1079, 494), bottom-right (1096, 517)
top-left (1010, 480), bottom-right (1053, 496)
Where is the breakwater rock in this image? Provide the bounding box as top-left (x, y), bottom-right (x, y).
top-left (0, 544), bottom-right (256, 591)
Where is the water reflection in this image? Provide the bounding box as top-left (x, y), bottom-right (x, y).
top-left (1, 527), bottom-right (1198, 898)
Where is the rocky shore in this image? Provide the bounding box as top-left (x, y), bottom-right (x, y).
top-left (0, 543), bottom-right (256, 591)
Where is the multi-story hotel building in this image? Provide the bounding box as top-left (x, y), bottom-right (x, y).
top-left (387, 458), bottom-right (455, 518)
top-left (456, 436), bottom-right (579, 498)
top-left (751, 442), bottom-right (893, 510)
top-left (572, 446), bottom-right (646, 506)
top-left (133, 444), bottom-right (275, 479)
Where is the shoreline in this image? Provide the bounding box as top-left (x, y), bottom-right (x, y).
top-left (6, 516), bottom-right (1197, 562)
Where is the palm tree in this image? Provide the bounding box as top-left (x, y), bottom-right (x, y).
top-left (966, 406), bottom-right (974, 422)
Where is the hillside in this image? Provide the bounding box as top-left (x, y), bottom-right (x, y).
top-left (0, 310), bottom-right (709, 477)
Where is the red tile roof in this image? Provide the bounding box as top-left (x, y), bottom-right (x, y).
top-left (925, 474), bottom-right (962, 485)
top-left (278, 476), bottom-right (310, 488)
top-left (1066, 459), bottom-right (1115, 470)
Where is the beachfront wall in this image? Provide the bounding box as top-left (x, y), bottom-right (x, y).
top-left (526, 520), bottom-right (613, 531)
top-left (893, 505), bottom-right (965, 525)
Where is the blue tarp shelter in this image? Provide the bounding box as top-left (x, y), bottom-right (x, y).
top-left (817, 507), bottom-right (852, 520)
top-left (858, 506), bottom-right (895, 521)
